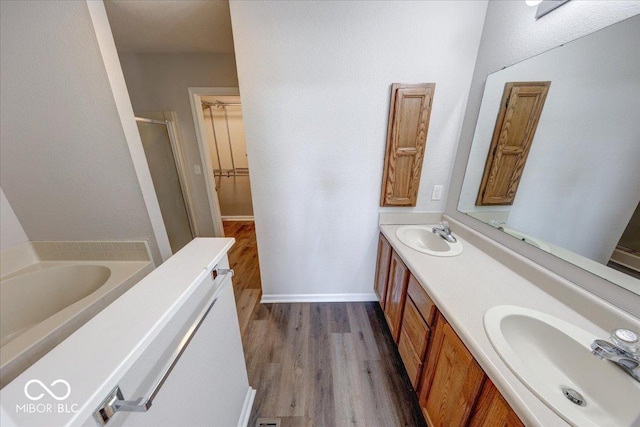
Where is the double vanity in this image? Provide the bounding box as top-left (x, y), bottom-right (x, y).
top-left (375, 218), bottom-right (640, 426)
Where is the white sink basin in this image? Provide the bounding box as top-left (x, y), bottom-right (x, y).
top-left (396, 225), bottom-right (463, 257)
top-left (484, 305), bottom-right (640, 427)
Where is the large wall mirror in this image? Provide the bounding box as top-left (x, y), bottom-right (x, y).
top-left (457, 15), bottom-right (640, 296)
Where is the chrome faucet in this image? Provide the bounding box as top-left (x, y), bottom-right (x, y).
top-left (432, 221), bottom-right (457, 243)
top-left (591, 328), bottom-right (640, 383)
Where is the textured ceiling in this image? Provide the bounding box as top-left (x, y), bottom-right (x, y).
top-left (104, 0), bottom-right (234, 54)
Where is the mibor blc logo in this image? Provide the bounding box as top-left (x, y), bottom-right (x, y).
top-left (24, 379), bottom-right (71, 401)
top-left (16, 379), bottom-right (79, 414)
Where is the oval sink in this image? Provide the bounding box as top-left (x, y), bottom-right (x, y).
top-left (484, 305), bottom-right (640, 427)
top-left (396, 225), bottom-right (463, 257)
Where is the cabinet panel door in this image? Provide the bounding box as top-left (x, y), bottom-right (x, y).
top-left (420, 313), bottom-right (485, 427)
top-left (374, 234), bottom-right (392, 309)
top-left (383, 251), bottom-right (409, 342)
top-left (407, 275), bottom-right (437, 328)
top-left (476, 81), bottom-right (550, 206)
top-left (398, 329), bottom-right (423, 389)
top-left (401, 297), bottom-right (430, 359)
top-left (380, 83), bottom-right (435, 206)
top-left (469, 379), bottom-right (524, 427)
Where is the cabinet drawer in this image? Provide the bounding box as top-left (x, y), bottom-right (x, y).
top-left (408, 276), bottom-right (436, 327)
top-left (401, 297), bottom-right (430, 359)
top-left (398, 329), bottom-right (423, 388)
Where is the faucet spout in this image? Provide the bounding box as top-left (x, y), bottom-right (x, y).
top-left (432, 221), bottom-right (457, 243)
top-left (591, 338), bottom-right (640, 382)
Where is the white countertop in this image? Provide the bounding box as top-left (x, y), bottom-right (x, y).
top-left (380, 223), bottom-right (640, 427)
top-left (0, 238), bottom-right (234, 427)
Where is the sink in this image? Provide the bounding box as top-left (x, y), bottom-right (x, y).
top-left (396, 225), bottom-right (463, 257)
top-left (484, 305), bottom-right (640, 427)
top-left (502, 227), bottom-right (551, 253)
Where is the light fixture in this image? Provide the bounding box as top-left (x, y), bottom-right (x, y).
top-left (526, 0), bottom-right (543, 6)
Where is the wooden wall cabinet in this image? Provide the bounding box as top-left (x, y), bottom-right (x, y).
top-left (383, 251), bottom-right (410, 342)
top-left (374, 234), bottom-right (392, 310)
top-left (380, 83), bottom-right (435, 207)
top-left (476, 81), bottom-right (550, 206)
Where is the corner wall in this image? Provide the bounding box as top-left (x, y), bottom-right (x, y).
top-left (230, 1), bottom-right (487, 298)
top-left (0, 187), bottom-right (28, 251)
top-left (0, 1), bottom-right (162, 262)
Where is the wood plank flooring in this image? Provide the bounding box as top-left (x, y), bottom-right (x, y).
top-left (223, 221), bottom-right (426, 427)
top-left (224, 221), bottom-right (262, 335)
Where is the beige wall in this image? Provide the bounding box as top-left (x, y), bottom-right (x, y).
top-left (119, 53), bottom-right (239, 236)
top-left (0, 1), bottom-right (161, 262)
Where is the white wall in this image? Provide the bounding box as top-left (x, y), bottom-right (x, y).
top-left (118, 53), bottom-right (239, 236)
top-left (230, 1), bottom-right (487, 298)
top-left (447, 1), bottom-right (640, 311)
top-left (0, 1), bottom-right (162, 262)
top-left (0, 187), bottom-right (28, 251)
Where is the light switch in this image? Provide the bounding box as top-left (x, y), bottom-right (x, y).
top-left (431, 185), bottom-right (443, 201)
top-left (194, 165), bottom-right (202, 175)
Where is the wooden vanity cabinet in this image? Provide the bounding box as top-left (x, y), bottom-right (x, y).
top-left (373, 243), bottom-right (524, 426)
top-left (374, 234), bottom-right (392, 310)
top-left (383, 251), bottom-right (410, 342)
top-left (469, 379), bottom-right (525, 427)
top-left (418, 312), bottom-right (485, 426)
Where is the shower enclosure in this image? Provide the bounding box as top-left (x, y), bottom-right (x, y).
top-left (202, 98), bottom-right (254, 219)
top-left (136, 113), bottom-right (194, 253)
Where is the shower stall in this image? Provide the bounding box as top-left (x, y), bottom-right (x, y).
top-left (202, 97), bottom-right (254, 220)
top-left (135, 113), bottom-right (195, 253)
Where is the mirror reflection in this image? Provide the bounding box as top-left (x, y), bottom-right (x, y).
top-left (458, 15), bottom-right (640, 294)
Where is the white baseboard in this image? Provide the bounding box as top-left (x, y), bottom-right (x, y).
top-left (610, 247), bottom-right (640, 272)
top-left (222, 216), bottom-right (255, 221)
top-left (260, 293), bottom-right (378, 303)
top-left (237, 387), bottom-right (256, 427)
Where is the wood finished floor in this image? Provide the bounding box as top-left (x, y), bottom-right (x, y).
top-left (223, 221), bottom-right (426, 427)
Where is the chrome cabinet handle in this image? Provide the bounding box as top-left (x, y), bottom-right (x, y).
top-left (94, 268), bottom-right (234, 425)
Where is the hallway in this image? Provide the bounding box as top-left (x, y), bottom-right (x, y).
top-left (224, 221), bottom-right (425, 426)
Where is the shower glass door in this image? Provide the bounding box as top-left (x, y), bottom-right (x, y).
top-left (136, 118), bottom-right (193, 253)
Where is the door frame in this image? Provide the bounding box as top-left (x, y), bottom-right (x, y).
top-left (188, 87), bottom-right (240, 237)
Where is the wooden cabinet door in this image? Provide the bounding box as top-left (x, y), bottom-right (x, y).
top-left (476, 81), bottom-right (550, 206)
top-left (374, 234), bottom-right (392, 309)
top-left (380, 83), bottom-right (435, 206)
top-left (383, 251), bottom-right (409, 342)
top-left (469, 379), bottom-right (524, 427)
top-left (419, 312), bottom-right (485, 427)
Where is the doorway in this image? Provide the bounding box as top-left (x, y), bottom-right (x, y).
top-left (201, 95), bottom-right (254, 220)
top-left (135, 111), bottom-right (196, 253)
top-left (189, 88), bottom-right (263, 312)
